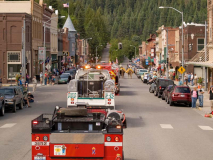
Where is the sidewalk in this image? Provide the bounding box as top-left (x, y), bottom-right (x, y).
top-left (174, 81), bottom-right (211, 116)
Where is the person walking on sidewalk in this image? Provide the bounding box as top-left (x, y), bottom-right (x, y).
top-left (191, 73), bottom-right (194, 86)
top-left (184, 73), bottom-right (188, 85)
top-left (188, 73), bottom-right (191, 84)
top-left (194, 74), bottom-right (198, 86)
top-left (40, 72), bottom-right (43, 85)
top-left (198, 85), bottom-right (204, 107)
top-left (208, 86), bottom-right (213, 114)
top-left (191, 87), bottom-right (198, 108)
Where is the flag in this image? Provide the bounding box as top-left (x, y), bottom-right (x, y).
top-left (63, 3), bottom-right (69, 8)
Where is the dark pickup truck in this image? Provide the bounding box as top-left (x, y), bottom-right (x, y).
top-left (153, 78), bottom-right (174, 98)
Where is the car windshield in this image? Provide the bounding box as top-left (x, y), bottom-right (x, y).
top-left (0, 89), bottom-right (14, 95)
top-left (175, 87), bottom-right (190, 93)
top-left (159, 80), bottom-right (174, 87)
top-left (60, 74), bottom-right (69, 78)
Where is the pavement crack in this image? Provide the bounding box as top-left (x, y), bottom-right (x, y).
top-left (19, 148), bottom-right (31, 160)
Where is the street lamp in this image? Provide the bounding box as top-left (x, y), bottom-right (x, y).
top-left (96, 45), bottom-right (103, 64)
top-left (43, 16), bottom-right (65, 85)
top-left (130, 45), bottom-right (136, 58)
top-left (159, 6), bottom-right (184, 82)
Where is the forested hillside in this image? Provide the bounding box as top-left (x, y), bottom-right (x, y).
top-left (49, 0), bottom-right (207, 41)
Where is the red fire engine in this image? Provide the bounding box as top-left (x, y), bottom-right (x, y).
top-left (32, 107), bottom-right (125, 160)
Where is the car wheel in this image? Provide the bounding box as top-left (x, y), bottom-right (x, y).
top-left (162, 94), bottom-right (165, 100)
top-left (0, 103), bottom-right (5, 116)
top-left (13, 102), bottom-right (16, 113)
top-left (169, 100), bottom-right (173, 106)
top-left (158, 92), bottom-right (161, 98)
top-left (19, 99), bottom-right (23, 110)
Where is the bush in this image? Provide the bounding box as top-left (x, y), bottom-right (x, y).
top-left (197, 77), bottom-right (203, 84)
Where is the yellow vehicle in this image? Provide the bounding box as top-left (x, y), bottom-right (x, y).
top-left (141, 72), bottom-right (148, 81)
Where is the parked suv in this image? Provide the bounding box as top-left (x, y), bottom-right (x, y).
top-left (167, 86), bottom-right (191, 106)
top-left (153, 78), bottom-right (174, 98)
top-left (0, 93), bottom-right (5, 116)
top-left (162, 85), bottom-right (174, 101)
top-left (0, 86), bottom-right (24, 113)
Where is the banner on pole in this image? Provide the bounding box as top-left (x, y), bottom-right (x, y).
top-left (38, 47), bottom-right (45, 60)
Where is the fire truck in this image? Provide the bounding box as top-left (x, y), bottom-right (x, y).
top-left (98, 63), bottom-right (120, 95)
top-left (67, 66), bottom-right (116, 109)
top-left (31, 107), bottom-right (125, 160)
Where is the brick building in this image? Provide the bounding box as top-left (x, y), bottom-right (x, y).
top-left (180, 23), bottom-right (205, 75)
top-left (0, 13), bottom-right (32, 83)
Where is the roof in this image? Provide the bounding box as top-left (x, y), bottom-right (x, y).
top-left (63, 15), bottom-right (76, 32)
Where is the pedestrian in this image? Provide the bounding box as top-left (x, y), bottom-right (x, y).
top-left (184, 73), bottom-right (188, 85)
top-left (40, 72), bottom-right (43, 85)
top-left (191, 87), bottom-right (198, 108)
top-left (208, 86), bottom-right (213, 114)
top-left (173, 72), bottom-right (175, 80)
top-left (32, 76), bottom-right (37, 92)
top-left (44, 71), bottom-right (48, 85)
top-left (188, 73), bottom-right (191, 84)
top-left (198, 85), bottom-right (204, 107)
top-left (52, 75), bottom-right (55, 85)
top-left (194, 74), bottom-right (198, 86)
top-left (18, 77), bottom-right (22, 86)
top-left (191, 73), bottom-right (194, 86)
top-left (48, 72), bottom-right (52, 85)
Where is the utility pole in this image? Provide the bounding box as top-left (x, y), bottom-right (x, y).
top-left (166, 29), bottom-right (169, 79)
top-left (22, 18), bottom-right (26, 82)
top-left (43, 23), bottom-right (46, 85)
top-left (205, 21), bottom-right (207, 91)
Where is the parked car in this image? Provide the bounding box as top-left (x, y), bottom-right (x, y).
top-left (167, 86), bottom-right (192, 106)
top-left (0, 93), bottom-right (5, 116)
top-left (65, 69), bottom-right (76, 79)
top-left (136, 69), bottom-right (148, 78)
top-left (161, 85), bottom-right (174, 101)
top-left (58, 73), bottom-right (70, 84)
top-left (0, 86), bottom-right (24, 113)
top-left (141, 72), bottom-right (148, 81)
top-left (153, 78), bottom-right (174, 98)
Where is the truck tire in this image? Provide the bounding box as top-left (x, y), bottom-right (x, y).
top-left (13, 102), bottom-right (16, 113)
top-left (123, 151), bottom-right (124, 160)
top-left (0, 103), bottom-right (5, 116)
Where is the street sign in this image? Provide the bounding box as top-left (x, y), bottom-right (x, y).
top-left (46, 64), bottom-right (51, 70)
top-left (178, 66), bottom-right (185, 74)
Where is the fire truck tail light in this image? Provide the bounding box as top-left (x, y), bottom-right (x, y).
top-left (106, 136), bottom-right (111, 142)
top-left (43, 136), bottom-right (48, 141)
top-left (116, 154), bottom-right (122, 160)
top-left (115, 136), bottom-right (120, 142)
top-left (71, 98), bottom-right (74, 101)
top-left (33, 121), bottom-right (38, 125)
top-left (108, 99), bottom-right (111, 101)
top-left (35, 136), bottom-right (40, 141)
top-left (108, 102), bottom-right (111, 104)
top-left (116, 126), bottom-right (121, 129)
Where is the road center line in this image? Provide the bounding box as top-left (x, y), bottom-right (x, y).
top-left (160, 124), bottom-right (173, 129)
top-left (0, 123), bottom-right (17, 128)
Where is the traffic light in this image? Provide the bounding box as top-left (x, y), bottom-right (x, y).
top-left (118, 43), bottom-right (122, 49)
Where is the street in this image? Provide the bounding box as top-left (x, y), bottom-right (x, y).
top-left (0, 58), bottom-right (213, 160)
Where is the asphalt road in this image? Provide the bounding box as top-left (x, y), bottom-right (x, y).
top-left (101, 45), bottom-right (110, 62)
top-left (1, 59), bottom-right (213, 160)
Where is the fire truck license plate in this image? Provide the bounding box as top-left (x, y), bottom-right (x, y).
top-left (32, 142), bottom-right (49, 146)
top-left (34, 156), bottom-right (46, 160)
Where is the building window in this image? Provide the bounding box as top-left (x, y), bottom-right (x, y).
top-left (7, 52), bottom-right (21, 79)
top-left (197, 39), bottom-right (204, 51)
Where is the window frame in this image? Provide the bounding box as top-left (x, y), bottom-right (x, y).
top-left (197, 38), bottom-right (205, 52)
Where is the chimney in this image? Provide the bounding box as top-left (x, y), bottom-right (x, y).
top-left (39, 0), bottom-right (43, 6)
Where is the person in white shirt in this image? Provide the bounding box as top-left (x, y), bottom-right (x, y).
top-left (194, 74), bottom-right (198, 86)
top-left (191, 73), bottom-right (194, 86)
